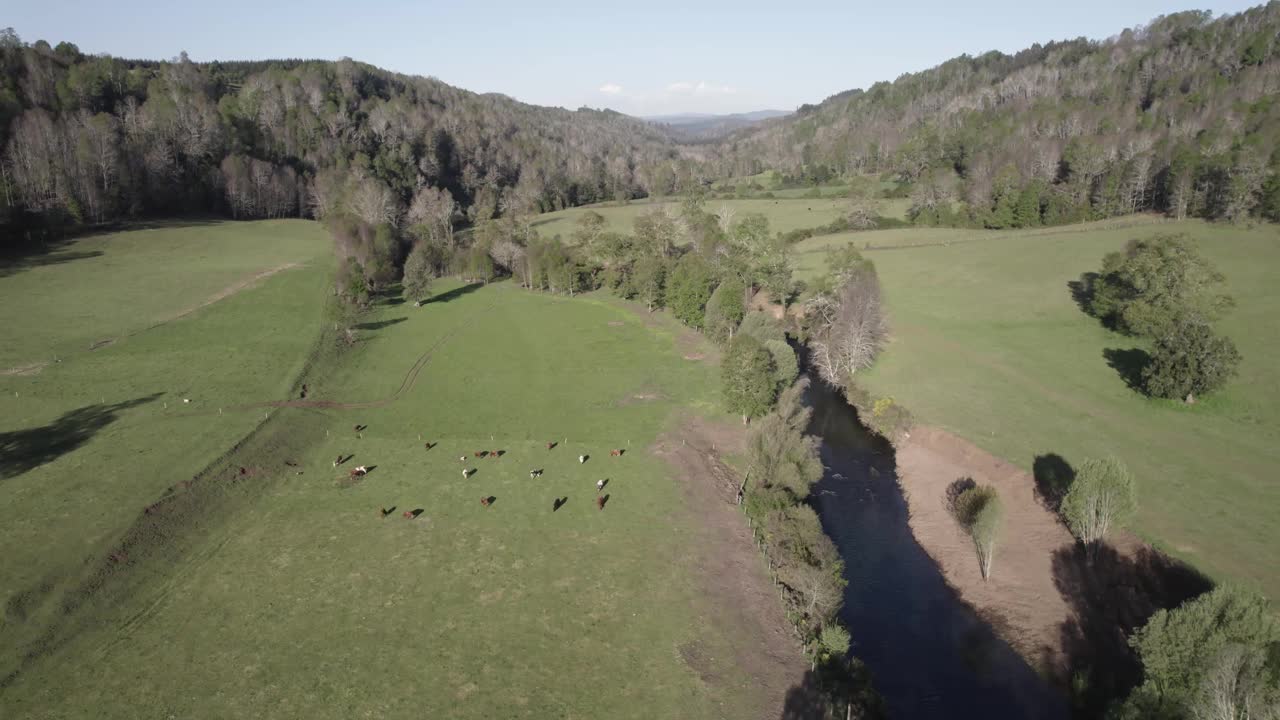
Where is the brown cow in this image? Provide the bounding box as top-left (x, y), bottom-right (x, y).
top-left (480, 496), bottom-right (491, 507)
top-left (609, 449), bottom-right (623, 457)
top-left (490, 450), bottom-right (500, 458)
top-left (595, 496), bottom-right (605, 510)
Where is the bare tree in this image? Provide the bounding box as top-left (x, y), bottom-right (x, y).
top-left (349, 175), bottom-right (399, 228)
top-left (716, 203), bottom-right (736, 234)
top-left (807, 266), bottom-right (888, 385)
top-left (1193, 645), bottom-right (1280, 720)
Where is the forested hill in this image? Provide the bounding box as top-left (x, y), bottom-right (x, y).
top-left (0, 32), bottom-right (701, 238)
top-left (711, 4), bottom-right (1280, 226)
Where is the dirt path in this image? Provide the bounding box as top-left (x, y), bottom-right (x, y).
top-left (147, 262), bottom-right (301, 331)
top-left (652, 416), bottom-right (810, 720)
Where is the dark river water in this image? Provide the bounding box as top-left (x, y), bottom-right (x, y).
top-left (806, 380), bottom-right (1069, 720)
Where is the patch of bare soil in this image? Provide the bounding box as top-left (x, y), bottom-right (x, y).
top-left (895, 425), bottom-right (1211, 691)
top-left (1, 361), bottom-right (47, 377)
top-left (896, 425), bottom-right (1074, 673)
top-left (653, 415), bottom-right (809, 719)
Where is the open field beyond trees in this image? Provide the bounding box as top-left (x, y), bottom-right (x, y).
top-left (0, 221), bottom-right (785, 718)
top-left (795, 218), bottom-right (1280, 599)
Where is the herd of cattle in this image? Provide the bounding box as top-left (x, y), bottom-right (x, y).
top-left (329, 427), bottom-right (625, 518)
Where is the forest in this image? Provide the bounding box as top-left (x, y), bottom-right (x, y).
top-left (5, 5), bottom-right (1280, 240)
top-left (0, 29), bottom-right (703, 240)
top-left (714, 4), bottom-right (1280, 227)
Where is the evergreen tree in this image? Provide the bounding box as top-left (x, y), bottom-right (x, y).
top-left (721, 334), bottom-right (778, 423)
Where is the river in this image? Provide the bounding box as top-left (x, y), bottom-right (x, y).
top-left (806, 380), bottom-right (1069, 719)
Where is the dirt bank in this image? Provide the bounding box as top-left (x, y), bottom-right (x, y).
top-left (653, 416), bottom-right (810, 719)
top-left (894, 425), bottom-right (1209, 693)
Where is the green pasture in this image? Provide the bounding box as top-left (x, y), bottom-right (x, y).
top-left (533, 196), bottom-right (851, 239)
top-left (797, 218), bottom-right (1280, 598)
top-left (0, 221), bottom-right (767, 718)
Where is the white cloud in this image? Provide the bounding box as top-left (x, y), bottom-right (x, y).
top-left (665, 80), bottom-right (736, 96)
top-left (598, 82), bottom-right (623, 95)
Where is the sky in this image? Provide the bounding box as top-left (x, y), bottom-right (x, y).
top-left (6, 0), bottom-right (1263, 116)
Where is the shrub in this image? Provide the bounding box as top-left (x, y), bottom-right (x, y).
top-left (952, 484), bottom-right (1003, 580)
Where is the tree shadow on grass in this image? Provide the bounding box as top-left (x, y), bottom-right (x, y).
top-left (0, 394), bottom-right (163, 481)
top-left (1066, 273), bottom-right (1099, 316)
top-left (355, 317), bottom-right (408, 331)
top-left (423, 282), bottom-right (483, 304)
top-left (1032, 453), bottom-right (1075, 512)
top-left (0, 248), bottom-right (105, 279)
top-left (1052, 542), bottom-right (1212, 717)
top-left (1103, 348), bottom-right (1151, 394)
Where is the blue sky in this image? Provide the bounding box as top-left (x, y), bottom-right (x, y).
top-left (7, 0), bottom-right (1262, 115)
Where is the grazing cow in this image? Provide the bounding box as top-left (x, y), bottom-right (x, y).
top-left (334, 455), bottom-right (342, 467)
top-left (424, 442), bottom-right (435, 450)
top-left (380, 507), bottom-right (393, 518)
top-left (182, 398), bottom-right (191, 404)
top-left (547, 441), bottom-right (555, 450)
top-left (578, 455), bottom-right (587, 464)
top-left (462, 468), bottom-right (473, 478)
top-left (595, 496), bottom-right (606, 510)
top-left (238, 467), bottom-right (247, 476)
top-left (596, 479), bottom-right (606, 491)
top-left (402, 510), bottom-right (414, 519)
top-left (474, 451), bottom-right (485, 458)
top-left (480, 496), bottom-right (491, 507)
top-left (459, 456), bottom-right (467, 462)
top-left (609, 449), bottom-right (624, 457)
top-left (490, 450), bottom-right (500, 458)
top-left (529, 469), bottom-right (542, 478)
top-left (353, 425), bottom-right (359, 432)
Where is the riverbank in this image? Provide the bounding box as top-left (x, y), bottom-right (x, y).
top-left (894, 425), bottom-right (1211, 694)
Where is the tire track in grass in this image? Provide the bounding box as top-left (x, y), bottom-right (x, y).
top-left (231, 296), bottom-right (499, 412)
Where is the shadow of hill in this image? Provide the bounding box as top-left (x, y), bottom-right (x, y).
top-left (1102, 348), bottom-right (1151, 394)
top-left (424, 282), bottom-right (483, 304)
top-left (0, 394), bottom-right (163, 481)
top-left (1052, 542), bottom-right (1212, 717)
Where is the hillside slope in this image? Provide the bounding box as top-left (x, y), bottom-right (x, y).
top-left (0, 36), bottom-right (700, 236)
top-left (714, 4), bottom-right (1280, 226)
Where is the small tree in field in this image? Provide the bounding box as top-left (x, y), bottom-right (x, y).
top-left (1143, 320), bottom-right (1241, 403)
top-left (1061, 457), bottom-right (1136, 548)
top-left (401, 243), bottom-right (433, 303)
top-left (721, 334), bottom-right (778, 424)
top-left (953, 484), bottom-right (1003, 580)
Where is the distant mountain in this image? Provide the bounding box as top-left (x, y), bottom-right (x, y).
top-left (643, 110), bottom-right (791, 141)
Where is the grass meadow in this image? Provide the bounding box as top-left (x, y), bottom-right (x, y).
top-left (795, 217), bottom-right (1280, 598)
top-left (532, 195), bottom-right (853, 239)
top-left (0, 221), bottom-right (768, 718)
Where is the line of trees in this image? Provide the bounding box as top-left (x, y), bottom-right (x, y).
top-left (713, 5), bottom-right (1280, 228)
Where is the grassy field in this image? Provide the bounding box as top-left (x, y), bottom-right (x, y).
top-left (0, 220), bottom-right (332, 659)
top-left (796, 218), bottom-right (1280, 598)
top-left (533, 196), bottom-right (852, 239)
top-left (0, 222), bottom-right (765, 718)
